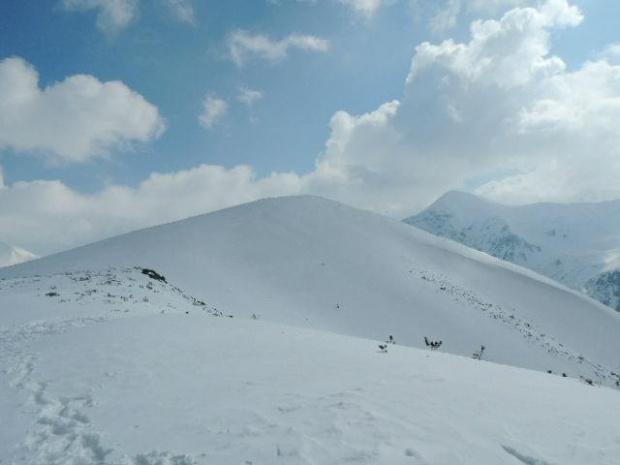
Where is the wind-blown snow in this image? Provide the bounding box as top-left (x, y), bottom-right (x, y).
top-left (0, 242), bottom-right (38, 268)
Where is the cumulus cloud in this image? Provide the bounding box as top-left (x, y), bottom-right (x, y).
top-left (7, 0), bottom-right (620, 254)
top-left (0, 164), bottom-right (304, 254)
top-left (198, 96), bottom-right (229, 129)
top-left (237, 87), bottom-right (264, 106)
top-left (308, 0), bottom-right (620, 210)
top-left (62, 0), bottom-right (139, 35)
top-left (0, 57), bottom-right (165, 163)
top-left (227, 30), bottom-right (330, 67)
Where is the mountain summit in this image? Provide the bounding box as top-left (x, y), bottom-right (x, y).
top-left (2, 196), bottom-right (620, 463)
top-left (405, 191), bottom-right (620, 311)
top-left (3, 195), bottom-right (619, 384)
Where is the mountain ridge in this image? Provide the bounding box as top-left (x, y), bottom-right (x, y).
top-left (405, 191), bottom-right (620, 310)
top-left (3, 195), bottom-right (619, 386)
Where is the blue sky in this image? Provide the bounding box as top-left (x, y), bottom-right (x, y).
top-left (1, 0), bottom-right (418, 190)
top-left (1, 0), bottom-right (620, 254)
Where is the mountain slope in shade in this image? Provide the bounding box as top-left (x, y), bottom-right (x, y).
top-left (405, 191), bottom-right (620, 311)
top-left (0, 242), bottom-right (39, 268)
top-left (2, 195), bottom-right (620, 387)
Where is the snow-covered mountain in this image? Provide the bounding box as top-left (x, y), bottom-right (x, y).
top-left (2, 196), bottom-right (620, 464)
top-left (3, 195), bottom-right (619, 381)
top-left (405, 191), bottom-right (620, 311)
top-left (0, 242), bottom-right (38, 268)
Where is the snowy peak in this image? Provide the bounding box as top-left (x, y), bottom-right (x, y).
top-left (2, 196), bottom-right (620, 464)
top-left (0, 242), bottom-right (39, 268)
top-left (3, 195), bottom-right (620, 387)
top-left (405, 192), bottom-right (620, 311)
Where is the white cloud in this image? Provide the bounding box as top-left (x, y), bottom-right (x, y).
top-left (161, 0), bottom-right (195, 24)
top-left (198, 96), bottom-right (229, 129)
top-left (63, 0), bottom-right (196, 33)
top-left (0, 164), bottom-right (304, 255)
top-left (308, 0), bottom-right (620, 210)
top-left (339, 0), bottom-right (391, 17)
top-left (467, 0), bottom-right (530, 13)
top-left (7, 0), bottom-right (620, 254)
top-left (227, 30), bottom-right (330, 67)
top-left (430, 0), bottom-right (461, 33)
top-left (62, 0), bottom-right (139, 35)
top-left (0, 57), bottom-right (165, 163)
top-left (409, 0), bottom-right (583, 87)
top-left (599, 43), bottom-right (620, 64)
top-left (237, 87), bottom-right (264, 106)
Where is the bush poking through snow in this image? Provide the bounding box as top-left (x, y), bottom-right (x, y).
top-left (378, 335), bottom-right (396, 353)
top-left (580, 376), bottom-right (596, 386)
top-left (472, 345), bottom-right (485, 360)
top-left (424, 337), bottom-right (442, 351)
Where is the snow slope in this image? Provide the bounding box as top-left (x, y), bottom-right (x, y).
top-left (2, 196), bottom-right (619, 385)
top-left (3, 310), bottom-right (620, 465)
top-left (405, 191), bottom-right (620, 310)
top-left (0, 242), bottom-right (38, 268)
top-left (2, 196), bottom-right (620, 464)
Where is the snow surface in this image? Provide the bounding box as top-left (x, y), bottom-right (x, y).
top-left (405, 191), bottom-right (620, 310)
top-left (1, 272), bottom-right (619, 464)
top-left (3, 196), bottom-right (620, 383)
top-left (2, 196), bottom-right (620, 464)
top-left (0, 242), bottom-right (38, 268)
